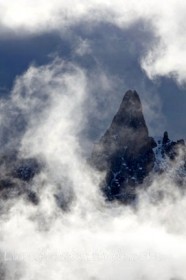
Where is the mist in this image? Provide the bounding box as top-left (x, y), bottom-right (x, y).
top-left (1, 0), bottom-right (186, 85)
top-left (0, 58), bottom-right (185, 280)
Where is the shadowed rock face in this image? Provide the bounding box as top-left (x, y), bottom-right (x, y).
top-left (91, 90), bottom-right (156, 202)
top-left (0, 89), bottom-right (185, 206)
top-left (161, 131), bottom-right (185, 160)
top-left (0, 151), bottom-right (40, 204)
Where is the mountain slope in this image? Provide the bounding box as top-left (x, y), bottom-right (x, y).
top-left (91, 90), bottom-right (157, 202)
top-left (0, 89), bottom-right (186, 206)
top-left (91, 90), bottom-right (186, 203)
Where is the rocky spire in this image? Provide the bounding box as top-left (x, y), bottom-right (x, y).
top-left (162, 131), bottom-right (170, 146)
top-left (91, 90), bottom-right (156, 203)
top-left (111, 89), bottom-right (148, 131)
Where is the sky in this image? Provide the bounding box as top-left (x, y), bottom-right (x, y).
top-left (0, 0), bottom-right (186, 141)
top-left (0, 1), bottom-right (186, 280)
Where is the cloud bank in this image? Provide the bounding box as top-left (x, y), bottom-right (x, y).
top-left (0, 58), bottom-right (186, 279)
top-left (1, 0), bottom-right (186, 84)
top-left (0, 1), bottom-right (186, 278)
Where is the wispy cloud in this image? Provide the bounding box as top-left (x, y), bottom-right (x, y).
top-left (1, 0), bottom-right (186, 84)
top-left (0, 57), bottom-right (186, 279)
top-left (0, 2), bottom-right (186, 277)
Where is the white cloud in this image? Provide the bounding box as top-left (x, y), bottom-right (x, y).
top-left (1, 0), bottom-right (186, 84)
top-left (75, 39), bottom-right (92, 57)
top-left (8, 58), bottom-right (102, 207)
top-left (0, 58), bottom-right (186, 280)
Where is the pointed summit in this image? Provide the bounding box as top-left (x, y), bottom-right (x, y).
top-left (109, 89), bottom-right (148, 144)
top-left (121, 89), bottom-right (142, 111)
top-left (92, 90), bottom-right (151, 167)
top-left (162, 131), bottom-right (170, 146)
top-left (91, 90), bottom-right (156, 203)
top-left (113, 90), bottom-right (144, 124)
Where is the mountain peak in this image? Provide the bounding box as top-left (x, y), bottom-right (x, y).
top-left (121, 90), bottom-right (141, 108)
top-left (123, 89), bottom-right (140, 100)
top-left (111, 90), bottom-right (147, 133)
top-left (91, 90), bottom-right (155, 202)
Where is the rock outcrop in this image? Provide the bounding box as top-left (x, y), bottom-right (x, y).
top-left (91, 90), bottom-right (157, 202)
top-left (0, 150), bottom-right (40, 204)
top-left (1, 89), bottom-right (186, 206)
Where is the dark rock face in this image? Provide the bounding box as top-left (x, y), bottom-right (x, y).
top-left (91, 90), bottom-right (156, 203)
top-left (155, 131), bottom-right (186, 169)
top-left (0, 151), bottom-right (40, 204)
top-left (154, 132), bottom-right (186, 187)
top-left (161, 131), bottom-right (185, 160)
top-left (13, 158), bottom-right (40, 182)
top-left (1, 89), bottom-right (185, 207)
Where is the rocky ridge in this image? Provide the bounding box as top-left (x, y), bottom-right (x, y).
top-left (0, 89), bottom-right (186, 205)
top-left (91, 90), bottom-right (186, 203)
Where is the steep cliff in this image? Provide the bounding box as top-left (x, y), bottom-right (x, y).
top-left (91, 90), bottom-right (157, 202)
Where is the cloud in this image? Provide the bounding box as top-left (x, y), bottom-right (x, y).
top-left (0, 2), bottom-right (186, 280)
top-left (0, 57), bottom-right (186, 279)
top-left (1, 0), bottom-right (186, 84)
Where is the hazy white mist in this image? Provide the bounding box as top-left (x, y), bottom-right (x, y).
top-left (1, 0), bottom-right (186, 84)
top-left (0, 58), bottom-right (186, 279)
